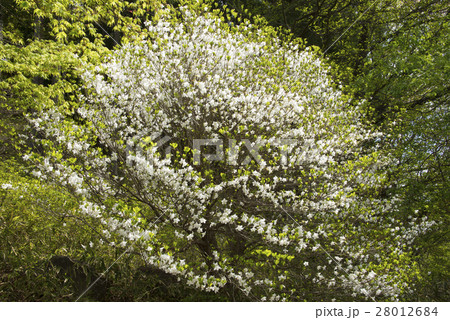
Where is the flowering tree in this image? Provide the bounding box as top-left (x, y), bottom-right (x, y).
top-left (26, 3), bottom-right (433, 301)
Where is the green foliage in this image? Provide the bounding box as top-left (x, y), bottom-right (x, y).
top-left (0, 0), bottom-right (447, 301)
top-left (225, 0), bottom-right (449, 301)
top-left (0, 160), bottom-right (85, 301)
top-left (0, 0), bottom-right (164, 160)
top-left (0, 159), bottom-right (224, 301)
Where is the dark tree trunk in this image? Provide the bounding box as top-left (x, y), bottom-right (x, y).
top-left (33, 14), bottom-right (43, 85)
top-left (0, 5), bottom-right (4, 44)
top-left (34, 14), bottom-right (42, 40)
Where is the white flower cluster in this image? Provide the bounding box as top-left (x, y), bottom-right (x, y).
top-left (1, 183), bottom-right (15, 190)
top-left (27, 6), bottom-right (432, 300)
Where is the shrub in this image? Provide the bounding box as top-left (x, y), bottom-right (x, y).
top-left (24, 4), bottom-right (433, 301)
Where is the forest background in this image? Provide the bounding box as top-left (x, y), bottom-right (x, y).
top-left (0, 0), bottom-right (448, 301)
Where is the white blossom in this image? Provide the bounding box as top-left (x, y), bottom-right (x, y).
top-left (24, 6), bottom-right (431, 301)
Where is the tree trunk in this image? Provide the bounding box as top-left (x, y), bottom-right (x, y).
top-left (33, 14), bottom-right (43, 85)
top-left (34, 14), bottom-right (42, 40)
top-left (0, 5), bottom-right (4, 44)
top-left (0, 6), bottom-right (4, 82)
